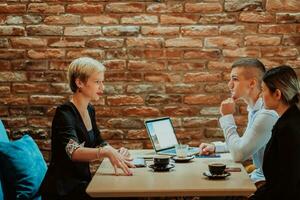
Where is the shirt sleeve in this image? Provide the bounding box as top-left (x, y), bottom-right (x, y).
top-left (219, 110), bottom-right (278, 162)
top-left (53, 106), bottom-right (83, 159)
top-left (212, 141), bottom-right (228, 153)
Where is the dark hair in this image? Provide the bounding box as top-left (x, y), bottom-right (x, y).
top-left (263, 65), bottom-right (300, 107)
top-left (232, 58), bottom-right (266, 74)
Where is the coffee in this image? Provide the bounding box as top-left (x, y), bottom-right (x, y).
top-left (208, 163), bottom-right (226, 175)
top-left (153, 155), bottom-right (170, 168)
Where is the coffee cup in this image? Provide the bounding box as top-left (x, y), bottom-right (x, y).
top-left (208, 163), bottom-right (226, 175)
top-left (175, 144), bottom-right (189, 158)
top-left (153, 155), bottom-right (170, 168)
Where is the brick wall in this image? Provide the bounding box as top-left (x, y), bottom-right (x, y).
top-left (0, 0), bottom-right (299, 161)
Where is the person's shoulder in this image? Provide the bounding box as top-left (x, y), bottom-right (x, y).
top-left (257, 108), bottom-right (278, 119)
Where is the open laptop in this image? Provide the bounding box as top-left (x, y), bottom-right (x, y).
top-left (145, 117), bottom-right (199, 156)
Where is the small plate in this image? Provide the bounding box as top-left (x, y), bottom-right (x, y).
top-left (203, 171), bottom-right (231, 180)
top-left (172, 155), bottom-right (194, 163)
top-left (149, 163), bottom-right (175, 172)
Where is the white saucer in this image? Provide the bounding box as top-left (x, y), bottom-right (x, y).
top-left (203, 171), bottom-right (231, 179)
top-left (172, 155), bottom-right (194, 162)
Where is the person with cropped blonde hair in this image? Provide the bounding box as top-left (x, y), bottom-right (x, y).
top-left (41, 57), bottom-right (134, 200)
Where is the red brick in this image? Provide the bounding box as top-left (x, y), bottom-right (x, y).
top-left (141, 26), bottom-right (179, 36)
top-left (245, 36), bottom-right (281, 46)
top-left (126, 84), bottom-right (164, 94)
top-left (11, 60), bottom-right (47, 71)
top-left (162, 106), bottom-right (199, 116)
top-left (166, 83), bottom-right (203, 94)
top-left (259, 24), bottom-right (296, 34)
top-left (103, 84), bottom-right (124, 95)
top-left (66, 3), bottom-right (104, 13)
top-left (103, 60), bottom-right (126, 71)
top-left (144, 72), bottom-right (170, 82)
top-left (127, 130), bottom-right (148, 139)
top-left (48, 38), bottom-right (85, 48)
top-left (144, 49), bottom-right (164, 59)
top-left (27, 25), bottom-right (63, 36)
top-left (164, 49), bottom-right (183, 59)
top-left (261, 47), bottom-right (298, 57)
top-left (49, 61), bottom-right (70, 70)
top-left (105, 72), bottom-right (127, 82)
top-left (65, 26), bottom-right (102, 36)
top-left (0, 85), bottom-right (10, 94)
top-left (4, 117), bottom-right (27, 127)
top-left (181, 25), bottom-right (218, 36)
top-left (86, 38), bottom-right (123, 48)
top-left (185, 3), bottom-right (222, 13)
top-left (184, 94), bottom-right (222, 105)
top-left (161, 14), bottom-right (198, 24)
top-left (276, 13), bottom-right (300, 23)
top-left (283, 36), bottom-right (300, 46)
top-left (239, 12), bottom-right (274, 23)
top-left (13, 83), bottom-right (50, 93)
top-left (106, 49), bottom-right (127, 59)
top-left (200, 107), bottom-right (219, 115)
top-left (224, 0), bottom-right (263, 12)
top-left (50, 83), bottom-right (71, 94)
top-left (27, 49), bottom-right (65, 59)
top-left (259, 58), bottom-right (283, 68)
top-left (83, 15), bottom-right (119, 25)
top-left (27, 117), bottom-right (51, 128)
top-left (122, 106), bottom-right (160, 117)
top-left (199, 14), bottom-right (236, 24)
top-left (107, 95), bottom-right (144, 106)
top-left (0, 50), bottom-right (25, 59)
top-left (106, 3), bottom-right (145, 13)
top-left (266, 0), bottom-right (300, 12)
top-left (205, 83), bottom-right (230, 93)
top-left (223, 48), bottom-right (259, 57)
top-left (205, 37), bottom-right (242, 48)
top-left (219, 25), bottom-right (257, 35)
top-left (184, 49), bottom-right (221, 60)
top-left (127, 73), bottom-right (143, 82)
top-left (146, 94), bottom-right (182, 105)
top-left (207, 61), bottom-right (232, 71)
top-left (146, 2), bottom-right (183, 13)
top-left (0, 96), bottom-right (28, 105)
top-left (67, 49), bottom-right (105, 59)
top-left (100, 129), bottom-right (125, 140)
top-left (28, 72), bottom-right (66, 82)
top-left (165, 38), bottom-right (202, 48)
top-left (127, 38), bottom-right (162, 48)
top-left (0, 26), bottom-right (25, 36)
top-left (30, 95), bottom-right (66, 105)
top-left (168, 61), bottom-right (205, 71)
top-left (0, 107), bottom-right (8, 117)
top-left (28, 3), bottom-right (64, 14)
top-left (182, 117), bottom-right (218, 128)
top-left (44, 14), bottom-right (81, 25)
top-left (121, 15), bottom-right (158, 24)
top-left (128, 61), bottom-right (165, 71)
top-left (94, 107), bottom-right (122, 117)
top-left (10, 37), bottom-right (47, 48)
top-left (184, 72), bottom-right (222, 83)
top-left (103, 26), bottom-right (139, 36)
top-left (0, 60), bottom-right (11, 70)
top-left (0, 4), bottom-right (26, 13)
top-left (0, 38), bottom-right (9, 48)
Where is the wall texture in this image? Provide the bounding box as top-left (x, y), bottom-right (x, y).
top-left (0, 0), bottom-right (299, 161)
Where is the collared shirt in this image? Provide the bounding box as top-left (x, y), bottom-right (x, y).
top-left (214, 98), bottom-right (278, 183)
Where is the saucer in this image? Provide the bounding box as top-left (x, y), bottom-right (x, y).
top-left (172, 155), bottom-right (194, 163)
top-left (203, 171), bottom-right (231, 180)
top-left (149, 163), bottom-right (175, 172)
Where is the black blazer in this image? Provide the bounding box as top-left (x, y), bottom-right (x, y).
top-left (40, 101), bottom-right (106, 197)
top-left (254, 105), bottom-right (300, 199)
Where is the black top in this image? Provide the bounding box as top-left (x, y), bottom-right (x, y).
top-left (253, 105), bottom-right (300, 199)
top-left (40, 101), bottom-right (106, 197)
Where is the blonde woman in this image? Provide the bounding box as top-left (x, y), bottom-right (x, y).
top-left (251, 65), bottom-right (300, 199)
top-left (41, 57), bottom-right (134, 200)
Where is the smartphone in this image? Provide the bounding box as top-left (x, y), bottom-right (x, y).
top-left (133, 158), bottom-right (146, 168)
top-left (225, 167), bottom-right (241, 172)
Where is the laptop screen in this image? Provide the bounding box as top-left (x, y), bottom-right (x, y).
top-left (145, 118), bottom-right (178, 151)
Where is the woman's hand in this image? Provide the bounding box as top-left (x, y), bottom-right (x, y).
top-left (199, 143), bottom-right (215, 155)
top-left (101, 145), bottom-right (134, 176)
top-left (118, 147), bottom-right (133, 161)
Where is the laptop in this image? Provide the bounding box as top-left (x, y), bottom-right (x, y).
top-left (145, 117), bottom-right (199, 156)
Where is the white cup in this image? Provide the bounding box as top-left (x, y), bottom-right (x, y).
top-left (175, 144), bottom-right (189, 158)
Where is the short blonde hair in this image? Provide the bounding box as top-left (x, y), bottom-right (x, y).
top-left (68, 57), bottom-right (106, 93)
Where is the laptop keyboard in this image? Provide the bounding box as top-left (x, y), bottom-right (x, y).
top-left (161, 147), bottom-right (199, 155)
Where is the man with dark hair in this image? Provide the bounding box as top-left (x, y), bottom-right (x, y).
top-left (199, 58), bottom-right (278, 186)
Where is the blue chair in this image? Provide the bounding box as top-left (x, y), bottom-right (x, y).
top-left (0, 120), bottom-right (9, 200)
top-left (0, 120), bottom-right (46, 200)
